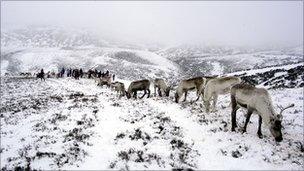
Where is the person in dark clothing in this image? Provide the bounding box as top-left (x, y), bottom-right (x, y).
top-left (112, 74), bottom-right (115, 81)
top-left (94, 69), bottom-right (98, 77)
top-left (80, 68), bottom-right (83, 78)
top-left (68, 68), bottom-right (72, 77)
top-left (37, 69), bottom-right (45, 81)
top-left (61, 68), bottom-right (65, 78)
top-left (105, 70), bottom-right (109, 77)
top-left (73, 69), bottom-right (80, 80)
top-left (98, 71), bottom-right (102, 78)
top-left (72, 69), bottom-right (75, 78)
top-left (88, 69), bottom-right (92, 79)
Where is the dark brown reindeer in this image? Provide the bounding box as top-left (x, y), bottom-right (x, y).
top-left (154, 78), bottom-right (171, 97)
top-left (230, 83), bottom-right (294, 142)
top-left (175, 76), bottom-right (206, 103)
top-left (126, 79), bottom-right (151, 99)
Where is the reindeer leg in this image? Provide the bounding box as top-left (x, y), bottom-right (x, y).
top-left (154, 86), bottom-right (157, 96)
top-left (242, 108), bottom-right (253, 133)
top-left (257, 115), bottom-right (263, 138)
top-left (158, 88), bottom-right (162, 97)
top-left (134, 91), bottom-right (137, 99)
top-left (201, 87), bottom-right (205, 98)
top-left (183, 91), bottom-right (188, 102)
top-left (195, 85), bottom-right (203, 101)
top-left (231, 95), bottom-right (239, 132)
top-left (212, 94), bottom-right (218, 112)
top-left (140, 90), bottom-right (146, 99)
top-left (147, 89), bottom-right (150, 98)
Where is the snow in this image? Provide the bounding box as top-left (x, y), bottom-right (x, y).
top-left (210, 61), bottom-right (224, 76)
top-left (1, 60), bottom-right (9, 76)
top-left (1, 27), bottom-right (303, 170)
top-left (1, 46), bottom-right (178, 79)
top-left (1, 76), bottom-right (303, 170)
top-left (226, 62), bottom-right (304, 76)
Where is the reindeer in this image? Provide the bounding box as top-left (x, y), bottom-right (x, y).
top-left (230, 83), bottom-right (294, 142)
top-left (126, 79), bottom-right (150, 99)
top-left (97, 76), bottom-right (111, 88)
top-left (154, 78), bottom-right (171, 97)
top-left (110, 81), bottom-right (126, 97)
top-left (92, 75), bottom-right (100, 84)
top-left (203, 76), bottom-right (241, 112)
top-left (175, 77), bottom-right (206, 103)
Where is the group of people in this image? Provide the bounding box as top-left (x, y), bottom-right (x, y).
top-left (36, 67), bottom-right (115, 81)
top-left (88, 69), bottom-right (115, 81)
top-left (66, 68), bottom-right (84, 79)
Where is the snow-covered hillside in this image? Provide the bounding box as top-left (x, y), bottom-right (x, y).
top-left (1, 46), bottom-right (179, 81)
top-left (1, 26), bottom-right (107, 48)
top-left (226, 63), bottom-right (304, 89)
top-left (157, 45), bottom-right (303, 76)
top-left (2, 27), bottom-right (303, 80)
top-left (1, 27), bottom-right (180, 80)
top-left (1, 26), bottom-right (303, 170)
top-left (1, 76), bottom-right (303, 170)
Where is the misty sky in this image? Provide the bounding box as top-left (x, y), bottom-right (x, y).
top-left (1, 1), bottom-right (303, 47)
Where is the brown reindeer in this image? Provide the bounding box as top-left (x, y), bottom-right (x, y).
top-left (126, 79), bottom-right (151, 99)
top-left (175, 77), bottom-right (206, 103)
top-left (230, 83), bottom-right (294, 142)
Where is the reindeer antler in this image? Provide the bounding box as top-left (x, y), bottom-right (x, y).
top-left (278, 103), bottom-right (295, 116)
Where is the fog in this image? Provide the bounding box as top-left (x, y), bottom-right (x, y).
top-left (1, 1), bottom-right (303, 47)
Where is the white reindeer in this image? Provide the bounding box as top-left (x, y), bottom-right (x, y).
top-left (97, 76), bottom-right (111, 88)
top-left (203, 76), bottom-right (241, 112)
top-left (110, 81), bottom-right (126, 97)
top-left (154, 78), bottom-right (171, 97)
top-left (230, 83), bottom-right (294, 142)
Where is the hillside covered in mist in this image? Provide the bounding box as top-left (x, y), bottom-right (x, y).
top-left (1, 26), bottom-right (303, 81)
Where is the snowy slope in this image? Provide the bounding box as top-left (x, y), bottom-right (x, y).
top-left (226, 63), bottom-right (304, 76)
top-left (0, 46), bottom-right (179, 80)
top-left (2, 27), bottom-right (303, 81)
top-left (1, 27), bottom-right (180, 80)
top-left (224, 62), bottom-right (304, 89)
top-left (157, 45), bottom-right (303, 76)
top-left (1, 76), bottom-right (303, 170)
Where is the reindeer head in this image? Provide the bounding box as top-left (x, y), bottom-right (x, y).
top-left (125, 91), bottom-right (131, 99)
top-left (174, 92), bottom-right (180, 103)
top-left (165, 87), bottom-right (171, 97)
top-left (269, 118), bottom-right (283, 142)
top-left (269, 103), bottom-right (294, 142)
